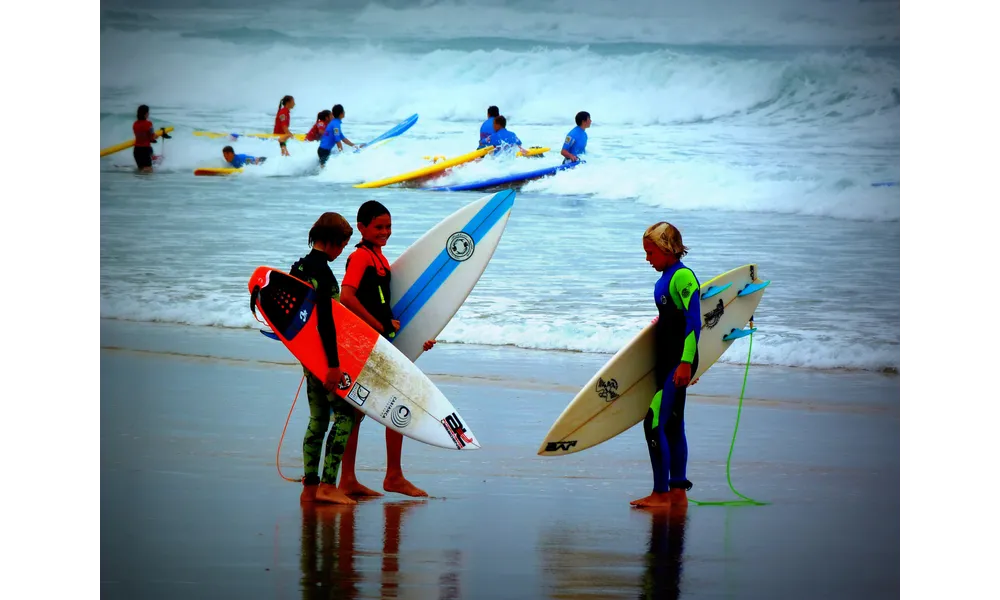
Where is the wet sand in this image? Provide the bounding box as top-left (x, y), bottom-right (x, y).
top-left (101, 319), bottom-right (899, 599)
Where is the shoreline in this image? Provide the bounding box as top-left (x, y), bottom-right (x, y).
top-left (101, 315), bottom-right (899, 598)
top-left (99, 316), bottom-right (901, 375)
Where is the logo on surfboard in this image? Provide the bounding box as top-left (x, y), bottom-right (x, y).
top-left (446, 232), bottom-right (475, 262)
top-left (379, 395), bottom-right (412, 428)
top-left (347, 381), bottom-right (368, 405)
top-left (442, 412), bottom-right (474, 449)
top-left (596, 377), bottom-right (620, 402)
top-left (545, 440), bottom-right (577, 452)
top-left (391, 405), bottom-right (411, 429)
top-left (704, 299), bottom-right (725, 329)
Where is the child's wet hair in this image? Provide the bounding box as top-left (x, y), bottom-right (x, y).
top-left (357, 200), bottom-right (390, 226)
top-left (643, 221), bottom-right (688, 258)
top-left (309, 212), bottom-right (354, 247)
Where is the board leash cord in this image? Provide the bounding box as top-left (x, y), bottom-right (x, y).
top-left (690, 317), bottom-right (768, 507)
top-left (276, 374), bottom-right (307, 483)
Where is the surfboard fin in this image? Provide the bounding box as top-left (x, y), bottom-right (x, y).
top-left (702, 282), bottom-right (732, 299)
top-left (723, 327), bottom-right (757, 341)
top-left (737, 280), bottom-right (771, 297)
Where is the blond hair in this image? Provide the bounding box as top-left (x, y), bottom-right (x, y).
top-left (643, 221), bottom-right (688, 258)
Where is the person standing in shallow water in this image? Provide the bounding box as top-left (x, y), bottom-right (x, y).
top-left (274, 95), bottom-right (295, 156)
top-left (632, 221), bottom-right (700, 508)
top-left (291, 212), bottom-right (359, 506)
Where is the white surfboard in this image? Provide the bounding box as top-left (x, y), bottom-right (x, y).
top-left (389, 190), bottom-right (515, 361)
top-left (250, 266), bottom-right (480, 450)
top-left (537, 264), bottom-right (770, 456)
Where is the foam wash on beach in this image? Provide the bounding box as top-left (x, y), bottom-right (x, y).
top-left (100, 0), bottom-right (899, 375)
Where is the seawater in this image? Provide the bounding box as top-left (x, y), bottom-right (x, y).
top-left (100, 0), bottom-right (900, 373)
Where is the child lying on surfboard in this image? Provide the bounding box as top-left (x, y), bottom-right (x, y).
top-left (222, 146), bottom-right (266, 168)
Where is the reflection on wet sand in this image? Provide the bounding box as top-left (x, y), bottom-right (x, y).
top-left (299, 499), bottom-right (461, 599)
top-left (638, 504), bottom-right (688, 600)
top-left (539, 504), bottom-right (689, 600)
top-left (379, 500), bottom-right (428, 599)
top-left (300, 503), bottom-right (360, 600)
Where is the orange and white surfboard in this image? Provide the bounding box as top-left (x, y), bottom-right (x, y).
top-left (248, 266), bottom-right (479, 451)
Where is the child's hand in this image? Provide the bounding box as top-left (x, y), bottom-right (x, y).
top-left (423, 339), bottom-right (437, 352)
top-left (390, 319), bottom-right (401, 332)
top-left (651, 316), bottom-right (659, 325)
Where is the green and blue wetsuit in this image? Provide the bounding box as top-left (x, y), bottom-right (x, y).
top-left (290, 249), bottom-right (357, 486)
top-left (645, 261), bottom-right (701, 493)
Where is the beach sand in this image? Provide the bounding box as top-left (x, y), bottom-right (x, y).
top-left (101, 319), bottom-right (899, 599)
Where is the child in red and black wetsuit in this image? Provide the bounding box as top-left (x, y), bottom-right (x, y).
top-left (305, 110), bottom-right (332, 142)
top-left (132, 104), bottom-right (169, 172)
top-left (274, 95), bottom-right (295, 156)
top-left (338, 201), bottom-right (437, 499)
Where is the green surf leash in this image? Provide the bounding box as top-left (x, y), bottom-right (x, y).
top-left (690, 317), bottom-right (768, 507)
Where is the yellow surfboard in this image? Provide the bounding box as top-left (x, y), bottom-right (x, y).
top-left (194, 167), bottom-right (243, 176)
top-left (354, 147), bottom-right (493, 189)
top-left (193, 131), bottom-right (308, 142)
top-left (521, 146), bottom-right (549, 157)
top-left (100, 127), bottom-right (175, 157)
top-left (422, 146), bottom-right (549, 161)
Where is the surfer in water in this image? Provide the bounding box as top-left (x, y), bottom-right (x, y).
top-left (560, 111), bottom-right (590, 164)
top-left (222, 146), bottom-right (265, 168)
top-left (477, 105), bottom-right (500, 149)
top-left (317, 104), bottom-right (365, 167)
top-left (633, 221), bottom-right (700, 508)
top-left (305, 110), bottom-right (332, 142)
top-left (292, 212), bottom-right (360, 505)
top-left (338, 200), bottom-right (437, 498)
top-left (132, 104), bottom-right (170, 173)
top-left (484, 116), bottom-right (526, 155)
top-left (274, 95), bottom-right (295, 156)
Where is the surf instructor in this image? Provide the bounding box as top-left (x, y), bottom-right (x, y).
top-left (132, 104), bottom-right (170, 173)
top-left (632, 221), bottom-right (700, 509)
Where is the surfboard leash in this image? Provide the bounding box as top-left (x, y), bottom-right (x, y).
top-left (690, 317), bottom-right (768, 507)
top-left (275, 374), bottom-right (307, 483)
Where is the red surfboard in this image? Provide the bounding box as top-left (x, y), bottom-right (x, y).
top-left (248, 266), bottom-right (480, 450)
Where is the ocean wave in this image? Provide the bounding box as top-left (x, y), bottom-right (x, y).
top-left (101, 29), bottom-right (898, 131)
top-left (98, 294), bottom-right (899, 373)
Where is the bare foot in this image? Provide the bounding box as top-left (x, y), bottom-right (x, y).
top-left (631, 492), bottom-right (672, 508)
top-left (668, 489), bottom-right (688, 507)
top-left (315, 483), bottom-right (358, 505)
top-left (300, 484), bottom-right (318, 504)
top-left (384, 474), bottom-right (428, 497)
top-left (339, 478), bottom-right (384, 497)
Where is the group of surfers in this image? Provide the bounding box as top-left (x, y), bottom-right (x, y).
top-left (128, 99), bottom-right (594, 172)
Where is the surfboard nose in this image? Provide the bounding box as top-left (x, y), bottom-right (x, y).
top-left (441, 411), bottom-right (481, 450)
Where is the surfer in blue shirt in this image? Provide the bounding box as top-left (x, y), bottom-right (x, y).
top-left (561, 111), bottom-right (591, 164)
top-left (485, 116), bottom-right (525, 155)
top-left (318, 104), bottom-right (365, 167)
top-left (222, 146), bottom-right (265, 168)
top-left (632, 221), bottom-right (700, 509)
top-left (478, 105), bottom-right (500, 149)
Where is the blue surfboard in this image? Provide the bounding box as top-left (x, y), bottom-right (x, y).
top-left (357, 113), bottom-right (419, 152)
top-left (425, 161), bottom-right (580, 192)
top-left (262, 190), bottom-right (516, 361)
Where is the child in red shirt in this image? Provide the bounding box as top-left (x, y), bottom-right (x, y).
top-left (274, 95), bottom-right (295, 156)
top-left (339, 201), bottom-right (437, 498)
